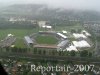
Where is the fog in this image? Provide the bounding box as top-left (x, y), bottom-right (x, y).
top-left (0, 0), bottom-right (100, 11)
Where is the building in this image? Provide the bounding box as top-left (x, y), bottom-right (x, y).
top-left (62, 30), bottom-right (67, 34)
top-left (34, 44), bottom-right (57, 55)
top-left (38, 21), bottom-right (47, 27)
top-left (42, 25), bottom-right (52, 29)
top-left (24, 36), bottom-right (34, 47)
top-left (81, 30), bottom-right (91, 37)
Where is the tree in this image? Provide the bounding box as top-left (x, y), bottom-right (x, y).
top-left (71, 29), bottom-right (76, 33)
top-left (43, 50), bottom-right (46, 55)
top-left (88, 52), bottom-right (92, 57)
top-left (33, 48), bottom-right (37, 54)
top-left (80, 50), bottom-right (88, 57)
top-left (38, 49), bottom-right (42, 54)
top-left (70, 50), bottom-right (76, 56)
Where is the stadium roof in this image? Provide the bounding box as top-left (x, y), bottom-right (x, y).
top-left (57, 40), bottom-right (69, 47)
top-left (24, 36), bottom-right (33, 44)
top-left (73, 33), bottom-right (87, 39)
top-left (72, 40), bottom-right (91, 48)
top-left (57, 33), bottom-right (67, 39)
top-left (34, 44), bottom-right (57, 49)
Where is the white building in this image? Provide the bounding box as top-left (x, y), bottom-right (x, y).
top-left (38, 21), bottom-right (47, 27)
top-left (42, 25), bottom-right (52, 29)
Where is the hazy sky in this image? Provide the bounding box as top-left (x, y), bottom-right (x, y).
top-left (0, 0), bottom-right (100, 11)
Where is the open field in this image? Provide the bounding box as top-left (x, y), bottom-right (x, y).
top-left (55, 23), bottom-right (84, 31)
top-left (35, 35), bottom-right (58, 44)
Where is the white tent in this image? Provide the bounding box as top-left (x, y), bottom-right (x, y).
top-left (66, 45), bottom-right (78, 51)
top-left (72, 40), bottom-right (90, 48)
top-left (73, 33), bottom-right (87, 39)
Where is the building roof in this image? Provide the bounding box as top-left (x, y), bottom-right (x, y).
top-left (82, 30), bottom-right (91, 36)
top-left (34, 44), bottom-right (57, 49)
top-left (24, 36), bottom-right (33, 44)
top-left (57, 33), bottom-right (67, 39)
top-left (66, 45), bottom-right (78, 51)
top-left (62, 30), bottom-right (67, 34)
top-left (42, 25), bottom-right (52, 29)
top-left (72, 40), bottom-right (90, 48)
top-left (73, 33), bottom-right (87, 39)
top-left (57, 40), bottom-right (69, 47)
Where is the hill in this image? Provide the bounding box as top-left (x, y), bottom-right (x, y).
top-left (1, 4), bottom-right (100, 21)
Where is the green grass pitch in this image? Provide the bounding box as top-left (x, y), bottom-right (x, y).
top-left (35, 35), bottom-right (58, 45)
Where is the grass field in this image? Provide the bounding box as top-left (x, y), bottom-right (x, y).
top-left (0, 29), bottom-right (39, 48)
top-left (55, 23), bottom-right (84, 31)
top-left (0, 29), bottom-right (39, 39)
top-left (35, 35), bottom-right (58, 44)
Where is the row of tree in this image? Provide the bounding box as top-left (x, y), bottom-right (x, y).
top-left (0, 47), bottom-right (93, 58)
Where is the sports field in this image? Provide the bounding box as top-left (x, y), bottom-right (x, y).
top-left (35, 35), bottom-right (58, 44)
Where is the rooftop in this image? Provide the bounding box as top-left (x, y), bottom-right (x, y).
top-left (57, 40), bottom-right (69, 47)
top-left (34, 44), bottom-right (58, 49)
top-left (57, 33), bottom-right (67, 39)
top-left (73, 33), bottom-right (87, 39)
top-left (72, 40), bottom-right (90, 48)
top-left (24, 36), bottom-right (33, 44)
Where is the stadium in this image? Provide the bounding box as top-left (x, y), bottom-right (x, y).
top-left (24, 31), bottom-right (69, 50)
